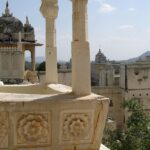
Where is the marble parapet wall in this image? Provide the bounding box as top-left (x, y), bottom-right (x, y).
top-left (0, 92), bottom-right (109, 150)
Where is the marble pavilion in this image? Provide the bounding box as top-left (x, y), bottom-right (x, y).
top-left (0, 2), bottom-right (42, 83)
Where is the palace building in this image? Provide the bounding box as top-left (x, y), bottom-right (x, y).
top-left (92, 49), bottom-right (150, 129)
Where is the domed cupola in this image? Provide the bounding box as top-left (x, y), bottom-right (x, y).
top-left (24, 16), bottom-right (34, 33)
top-left (23, 16), bottom-right (35, 41)
top-left (0, 1), bottom-right (24, 41)
top-left (95, 49), bottom-right (107, 64)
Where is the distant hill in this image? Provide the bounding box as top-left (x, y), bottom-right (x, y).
top-left (137, 51), bottom-right (150, 60)
top-left (25, 56), bottom-right (69, 64)
top-left (122, 51), bottom-right (150, 63)
top-left (25, 51), bottom-right (150, 65)
top-left (25, 56), bottom-right (45, 63)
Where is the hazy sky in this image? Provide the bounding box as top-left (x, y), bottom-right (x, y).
top-left (1, 0), bottom-right (150, 61)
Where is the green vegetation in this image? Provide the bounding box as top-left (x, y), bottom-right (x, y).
top-left (103, 99), bottom-right (150, 150)
top-left (36, 61), bottom-right (72, 71)
top-left (36, 61), bottom-right (45, 71)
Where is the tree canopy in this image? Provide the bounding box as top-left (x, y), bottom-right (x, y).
top-left (103, 99), bottom-right (150, 150)
top-left (36, 61), bottom-right (63, 71)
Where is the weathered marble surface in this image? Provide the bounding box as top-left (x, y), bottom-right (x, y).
top-left (0, 90), bottom-right (109, 150)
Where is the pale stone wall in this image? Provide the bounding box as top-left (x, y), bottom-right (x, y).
top-left (126, 64), bottom-right (150, 89)
top-left (124, 89), bottom-right (150, 118)
top-left (38, 71), bottom-right (72, 86)
top-left (120, 62), bottom-right (150, 119)
top-left (120, 62), bottom-right (150, 90)
top-left (0, 48), bottom-right (24, 81)
top-left (92, 86), bottom-right (124, 128)
top-left (91, 64), bottom-right (107, 86)
top-left (92, 63), bottom-right (120, 87)
top-left (120, 65), bottom-right (126, 89)
top-left (58, 71), bottom-right (72, 86)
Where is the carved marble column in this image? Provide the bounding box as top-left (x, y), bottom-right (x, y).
top-left (71, 0), bottom-right (91, 95)
top-left (40, 0), bottom-right (58, 84)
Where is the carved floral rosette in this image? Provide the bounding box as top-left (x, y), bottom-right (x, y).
top-left (0, 112), bottom-right (8, 148)
top-left (61, 111), bottom-right (93, 142)
top-left (16, 113), bottom-right (49, 145)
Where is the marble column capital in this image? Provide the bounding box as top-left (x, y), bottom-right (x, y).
top-left (40, 0), bottom-right (58, 19)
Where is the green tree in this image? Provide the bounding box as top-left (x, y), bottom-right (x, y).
top-left (103, 99), bottom-right (150, 150)
top-left (36, 61), bottom-right (62, 71)
top-left (37, 61), bottom-right (45, 71)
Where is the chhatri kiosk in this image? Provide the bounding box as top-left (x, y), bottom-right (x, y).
top-left (0, 0), bottom-right (109, 150)
top-left (0, 2), bottom-right (42, 83)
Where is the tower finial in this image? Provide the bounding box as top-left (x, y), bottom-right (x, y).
top-left (6, 1), bottom-right (9, 8)
top-left (3, 0), bottom-right (12, 17)
top-left (99, 44), bottom-right (102, 52)
top-left (26, 16), bottom-right (30, 25)
top-left (99, 48), bottom-right (102, 53)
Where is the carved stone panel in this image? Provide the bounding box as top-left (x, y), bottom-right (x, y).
top-left (0, 112), bottom-right (8, 148)
top-left (15, 112), bottom-right (51, 146)
top-left (60, 110), bottom-right (94, 144)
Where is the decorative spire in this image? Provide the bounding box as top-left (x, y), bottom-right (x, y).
top-left (99, 49), bottom-right (101, 53)
top-left (6, 1), bottom-right (9, 8)
top-left (26, 16), bottom-right (30, 25)
top-left (2, 1), bottom-right (12, 17)
top-left (5, 1), bottom-right (10, 16)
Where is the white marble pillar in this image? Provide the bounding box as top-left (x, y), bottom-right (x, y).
top-left (40, 0), bottom-right (58, 84)
top-left (71, 0), bottom-right (91, 95)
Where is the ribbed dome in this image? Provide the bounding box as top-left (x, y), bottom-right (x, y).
top-left (0, 2), bottom-right (23, 34)
top-left (95, 49), bottom-right (107, 64)
top-left (0, 2), bottom-right (35, 42)
top-left (0, 16), bottom-right (23, 34)
top-left (24, 16), bottom-right (34, 33)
